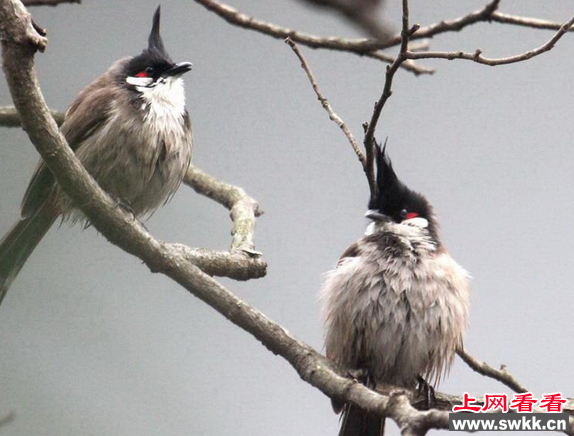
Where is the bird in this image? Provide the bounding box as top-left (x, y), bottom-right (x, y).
top-left (0, 6), bottom-right (193, 305)
top-left (320, 145), bottom-right (470, 436)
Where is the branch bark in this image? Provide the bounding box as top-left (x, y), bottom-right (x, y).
top-left (457, 348), bottom-right (529, 394)
top-left (285, 38), bottom-right (365, 167)
top-left (362, 0), bottom-right (417, 201)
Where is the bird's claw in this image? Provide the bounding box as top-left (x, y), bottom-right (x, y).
top-left (416, 375), bottom-right (436, 410)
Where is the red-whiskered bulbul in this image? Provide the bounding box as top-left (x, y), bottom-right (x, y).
top-left (0, 6), bottom-right (193, 304)
top-left (320, 146), bottom-right (470, 436)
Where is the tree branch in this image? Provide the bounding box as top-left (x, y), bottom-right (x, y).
top-left (191, 0), bottom-right (433, 75)
top-left (457, 348), bottom-right (529, 394)
top-left (285, 38), bottom-right (366, 167)
top-left (184, 165), bottom-right (263, 253)
top-left (362, 0), bottom-right (417, 201)
top-left (378, 0), bottom-right (501, 49)
top-left (491, 11), bottom-right (574, 32)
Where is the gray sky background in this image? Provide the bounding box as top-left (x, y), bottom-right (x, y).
top-left (1, 1), bottom-right (574, 435)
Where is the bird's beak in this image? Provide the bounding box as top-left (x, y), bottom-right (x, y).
top-left (365, 210), bottom-right (391, 222)
top-left (164, 62), bottom-right (193, 77)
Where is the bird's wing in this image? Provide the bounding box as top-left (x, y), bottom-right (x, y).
top-left (21, 74), bottom-right (119, 218)
top-left (337, 240), bottom-right (362, 267)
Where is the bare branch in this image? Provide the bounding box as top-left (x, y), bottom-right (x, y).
top-left (0, 105), bottom-right (64, 126)
top-left (457, 349), bottom-right (529, 394)
top-left (22, 0), bottom-right (79, 6)
top-left (191, 0), bottom-right (433, 75)
top-left (407, 14), bottom-right (574, 67)
top-left (185, 165), bottom-right (263, 252)
top-left (491, 11), bottom-right (574, 32)
top-left (363, 0), bottom-right (417, 200)
top-left (285, 38), bottom-right (366, 167)
top-left (379, 0), bottom-right (501, 49)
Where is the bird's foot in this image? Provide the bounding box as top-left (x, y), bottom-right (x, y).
top-left (416, 375), bottom-right (436, 410)
top-left (116, 200), bottom-right (148, 230)
top-left (347, 368), bottom-right (367, 383)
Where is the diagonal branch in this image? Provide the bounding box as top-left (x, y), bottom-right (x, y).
top-left (285, 38), bottom-right (365, 167)
top-left (457, 348), bottom-right (529, 394)
top-left (363, 0), bottom-right (418, 201)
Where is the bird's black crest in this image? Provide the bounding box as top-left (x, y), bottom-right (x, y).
top-left (369, 144), bottom-right (433, 226)
top-left (124, 6), bottom-right (174, 81)
top-left (148, 5), bottom-right (167, 55)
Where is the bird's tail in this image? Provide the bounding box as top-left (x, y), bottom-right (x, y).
top-left (338, 404), bottom-right (385, 436)
top-left (0, 206), bottom-right (56, 305)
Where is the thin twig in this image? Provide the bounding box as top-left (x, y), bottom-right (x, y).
top-left (285, 37), bottom-right (365, 167)
top-left (378, 0), bottom-right (501, 49)
top-left (363, 0), bottom-right (417, 201)
top-left (457, 349), bottom-right (529, 394)
top-left (492, 11), bottom-right (574, 32)
top-left (407, 14), bottom-right (574, 67)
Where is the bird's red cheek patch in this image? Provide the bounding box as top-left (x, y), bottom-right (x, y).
top-left (136, 72), bottom-right (148, 78)
top-left (406, 212), bottom-right (419, 220)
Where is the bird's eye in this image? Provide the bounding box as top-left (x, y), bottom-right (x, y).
top-left (135, 67), bottom-right (154, 78)
top-left (400, 209), bottom-right (419, 220)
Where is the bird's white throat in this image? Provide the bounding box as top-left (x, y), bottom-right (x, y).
top-left (126, 76), bottom-right (186, 123)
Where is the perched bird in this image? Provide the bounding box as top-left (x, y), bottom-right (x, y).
top-left (320, 146), bottom-right (470, 436)
top-left (0, 6), bottom-right (193, 304)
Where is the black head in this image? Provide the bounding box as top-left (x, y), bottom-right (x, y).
top-left (367, 145), bottom-right (438, 236)
top-left (123, 6), bottom-right (192, 86)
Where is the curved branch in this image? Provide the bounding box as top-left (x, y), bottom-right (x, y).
top-left (185, 165), bottom-right (263, 252)
top-left (457, 348), bottom-right (529, 394)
